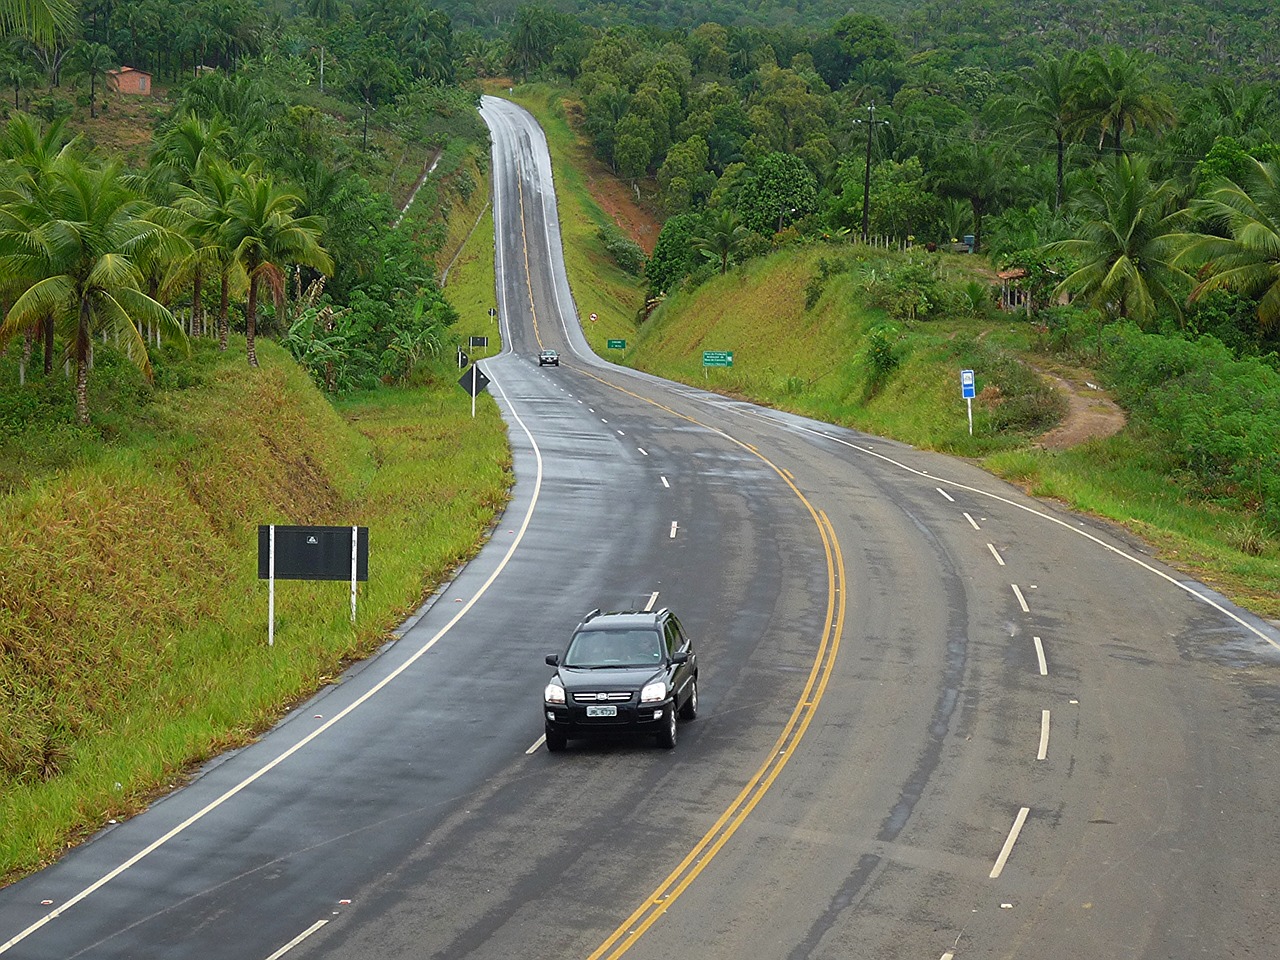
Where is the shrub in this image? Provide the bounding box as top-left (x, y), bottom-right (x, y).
top-left (598, 224), bottom-right (645, 276)
top-left (1103, 323), bottom-right (1280, 530)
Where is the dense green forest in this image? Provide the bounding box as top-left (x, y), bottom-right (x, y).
top-left (0, 0), bottom-right (494, 431)
top-left (1, 0), bottom-right (1279, 523)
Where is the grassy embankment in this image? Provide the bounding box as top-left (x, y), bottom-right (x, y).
top-left (497, 85), bottom-right (1279, 618)
top-left (0, 170), bottom-right (509, 883)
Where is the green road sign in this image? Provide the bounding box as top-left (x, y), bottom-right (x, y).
top-left (703, 350), bottom-right (734, 367)
top-left (607, 339), bottom-right (626, 349)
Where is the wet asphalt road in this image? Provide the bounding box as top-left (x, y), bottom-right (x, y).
top-left (2, 97), bottom-right (1279, 960)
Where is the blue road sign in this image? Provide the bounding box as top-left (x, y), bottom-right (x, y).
top-left (961, 369), bottom-right (976, 399)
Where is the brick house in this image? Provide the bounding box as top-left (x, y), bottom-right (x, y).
top-left (106, 66), bottom-right (151, 95)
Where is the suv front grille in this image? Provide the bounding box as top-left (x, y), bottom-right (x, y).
top-left (572, 691), bottom-right (632, 703)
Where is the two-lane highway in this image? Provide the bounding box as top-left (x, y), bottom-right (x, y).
top-left (2, 95), bottom-right (1279, 960)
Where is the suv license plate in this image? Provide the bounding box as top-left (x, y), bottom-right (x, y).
top-left (586, 705), bottom-right (617, 717)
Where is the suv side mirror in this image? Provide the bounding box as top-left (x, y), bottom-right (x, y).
top-left (670, 651), bottom-right (689, 665)
top-left (545, 654), bottom-right (560, 666)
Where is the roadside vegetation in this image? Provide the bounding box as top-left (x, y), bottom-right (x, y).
top-left (506, 85), bottom-right (1280, 619)
top-left (0, 0), bottom-right (515, 883)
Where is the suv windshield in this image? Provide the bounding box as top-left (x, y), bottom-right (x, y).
top-left (564, 628), bottom-right (663, 668)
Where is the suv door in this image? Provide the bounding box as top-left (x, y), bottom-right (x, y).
top-left (664, 616), bottom-right (695, 702)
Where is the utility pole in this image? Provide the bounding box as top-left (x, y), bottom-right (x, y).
top-left (853, 101), bottom-right (890, 244)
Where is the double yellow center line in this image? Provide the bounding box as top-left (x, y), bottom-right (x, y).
top-left (575, 373), bottom-right (848, 960)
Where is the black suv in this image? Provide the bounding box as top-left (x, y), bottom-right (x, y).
top-left (538, 349), bottom-right (560, 366)
top-left (543, 609), bottom-right (698, 751)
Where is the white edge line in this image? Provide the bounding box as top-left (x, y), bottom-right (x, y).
top-left (990, 806), bottom-right (1031, 879)
top-left (1033, 636), bottom-right (1048, 676)
top-left (525, 735), bottom-right (546, 755)
top-left (937, 487), bottom-right (955, 502)
top-left (0, 369), bottom-right (547, 956)
top-left (1037, 710), bottom-right (1050, 761)
top-left (987, 543), bottom-right (1006, 566)
top-left (795, 428), bottom-right (1280, 653)
top-left (1011, 583), bottom-right (1030, 613)
top-left (264, 920), bottom-right (329, 960)
top-left (963, 512), bottom-right (980, 530)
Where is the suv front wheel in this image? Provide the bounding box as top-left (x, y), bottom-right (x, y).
top-left (679, 677), bottom-right (698, 720)
top-left (656, 706), bottom-right (677, 749)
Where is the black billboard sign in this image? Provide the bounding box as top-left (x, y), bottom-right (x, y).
top-left (257, 525), bottom-right (369, 581)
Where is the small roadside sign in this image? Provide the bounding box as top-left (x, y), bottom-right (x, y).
top-left (457, 365), bottom-right (490, 398)
top-left (607, 339), bottom-right (626, 349)
top-left (703, 351), bottom-right (734, 367)
top-left (589, 312), bottom-right (599, 322)
top-left (469, 336), bottom-right (489, 348)
top-left (488, 308), bottom-right (497, 317)
top-left (457, 347), bottom-right (469, 369)
top-left (961, 369), bottom-right (976, 435)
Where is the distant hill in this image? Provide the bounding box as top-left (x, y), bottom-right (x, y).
top-left (438, 0), bottom-right (917, 32)
top-left (442, 0), bottom-right (1279, 81)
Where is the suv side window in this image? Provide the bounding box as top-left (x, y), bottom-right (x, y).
top-left (663, 619), bottom-right (682, 656)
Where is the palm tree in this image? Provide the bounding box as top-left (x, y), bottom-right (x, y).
top-left (1044, 155), bottom-right (1191, 329)
top-left (0, 0), bottom-right (73, 46)
top-left (175, 158), bottom-right (244, 348)
top-left (1078, 48), bottom-right (1176, 157)
top-left (221, 172), bottom-right (333, 367)
top-left (66, 40), bottom-right (117, 119)
top-left (1, 112), bottom-right (78, 374)
top-left (0, 56), bottom-right (40, 109)
top-left (1178, 158), bottom-right (1280, 332)
top-left (692, 208), bottom-right (750, 275)
top-left (930, 139), bottom-right (1015, 253)
top-left (0, 157), bottom-right (187, 424)
top-left (1009, 52), bottom-right (1084, 211)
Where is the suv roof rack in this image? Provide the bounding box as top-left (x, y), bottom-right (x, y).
top-left (582, 608), bottom-right (602, 623)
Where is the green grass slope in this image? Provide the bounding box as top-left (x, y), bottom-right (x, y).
top-left (504, 84), bottom-right (1278, 619)
top-left (0, 339), bottom-right (510, 882)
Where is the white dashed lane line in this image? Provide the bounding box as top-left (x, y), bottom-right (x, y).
top-left (1011, 583), bottom-right (1030, 613)
top-left (937, 487), bottom-right (955, 502)
top-left (987, 544), bottom-right (1006, 566)
top-left (990, 807), bottom-right (1031, 879)
top-left (525, 735), bottom-right (546, 755)
top-left (264, 920), bottom-right (329, 960)
top-left (638, 448), bottom-right (648, 456)
top-left (661, 476), bottom-right (670, 488)
top-left (644, 592), bottom-right (659, 611)
top-left (669, 522), bottom-right (679, 539)
top-left (1037, 710), bottom-right (1051, 761)
top-left (1033, 636), bottom-right (1048, 676)
top-left (963, 512), bottom-right (980, 530)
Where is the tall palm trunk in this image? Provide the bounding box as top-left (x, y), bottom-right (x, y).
top-left (245, 264), bottom-right (260, 367)
top-left (75, 300), bottom-right (91, 425)
top-left (42, 314), bottom-right (54, 375)
top-left (1055, 131), bottom-right (1065, 211)
top-left (192, 266), bottom-right (204, 337)
top-left (218, 270), bottom-right (230, 351)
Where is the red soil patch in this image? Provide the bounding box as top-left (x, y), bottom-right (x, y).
top-left (560, 98), bottom-right (663, 255)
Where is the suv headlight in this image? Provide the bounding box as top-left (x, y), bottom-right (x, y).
top-left (640, 680), bottom-right (667, 704)
top-left (544, 681), bottom-right (566, 704)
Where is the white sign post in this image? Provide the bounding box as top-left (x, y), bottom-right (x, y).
top-left (961, 369), bottom-right (976, 436)
top-left (268, 524), bottom-right (276, 647)
top-left (350, 525), bottom-right (358, 624)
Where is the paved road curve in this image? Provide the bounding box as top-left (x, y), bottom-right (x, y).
top-left (2, 96), bottom-right (1279, 960)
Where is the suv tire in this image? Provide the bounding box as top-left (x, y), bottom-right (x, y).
top-left (656, 707), bottom-right (677, 749)
top-left (545, 729), bottom-right (567, 752)
top-left (679, 677), bottom-right (698, 721)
